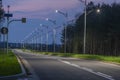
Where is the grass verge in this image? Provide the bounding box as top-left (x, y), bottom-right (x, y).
top-left (25, 50), bottom-right (120, 64)
top-left (0, 50), bottom-right (21, 76)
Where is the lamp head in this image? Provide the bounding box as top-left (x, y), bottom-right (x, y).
top-left (55, 10), bottom-right (58, 13)
top-left (40, 24), bottom-right (42, 26)
top-left (46, 18), bottom-right (49, 21)
top-left (96, 9), bottom-right (100, 13)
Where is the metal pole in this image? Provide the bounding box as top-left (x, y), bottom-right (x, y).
top-left (64, 24), bottom-right (66, 53)
top-left (6, 5), bottom-right (10, 54)
top-left (46, 19), bottom-right (56, 53)
top-left (83, 0), bottom-right (87, 54)
top-left (64, 15), bottom-right (68, 53)
top-left (35, 33), bottom-right (37, 51)
top-left (41, 36), bottom-right (42, 52)
top-left (36, 32), bottom-right (39, 51)
top-left (53, 29), bottom-right (56, 53)
top-left (23, 41), bottom-right (24, 49)
top-left (32, 36), bottom-right (34, 50)
top-left (40, 31), bottom-right (42, 52)
top-left (3, 34), bottom-right (5, 53)
top-left (55, 10), bottom-right (68, 53)
top-left (64, 13), bottom-right (68, 53)
top-left (46, 28), bottom-right (48, 52)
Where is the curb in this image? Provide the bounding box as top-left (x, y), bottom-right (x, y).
top-left (15, 49), bottom-right (40, 80)
top-left (0, 50), bottom-right (26, 79)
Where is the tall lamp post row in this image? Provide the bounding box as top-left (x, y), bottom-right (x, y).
top-left (22, 1), bottom-right (101, 54)
top-left (22, 25), bottom-right (53, 52)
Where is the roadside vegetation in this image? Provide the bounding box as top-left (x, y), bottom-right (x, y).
top-left (40, 52), bottom-right (120, 64)
top-left (0, 50), bottom-right (21, 76)
top-left (23, 49), bottom-right (120, 64)
top-left (61, 2), bottom-right (120, 56)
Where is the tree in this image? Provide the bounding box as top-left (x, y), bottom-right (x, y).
top-left (61, 2), bottom-right (120, 56)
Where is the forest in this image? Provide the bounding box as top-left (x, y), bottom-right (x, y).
top-left (62, 2), bottom-right (120, 56)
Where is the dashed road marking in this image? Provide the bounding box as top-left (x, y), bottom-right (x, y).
top-left (58, 59), bottom-right (115, 80)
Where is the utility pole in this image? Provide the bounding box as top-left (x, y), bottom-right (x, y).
top-left (3, 5), bottom-right (13, 54)
top-left (55, 10), bottom-right (68, 53)
top-left (6, 5), bottom-right (10, 54)
top-left (46, 18), bottom-right (56, 53)
top-left (83, 0), bottom-right (87, 54)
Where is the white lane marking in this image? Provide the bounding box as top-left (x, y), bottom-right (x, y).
top-left (70, 63), bottom-right (80, 68)
top-left (58, 59), bottom-right (115, 80)
top-left (59, 60), bottom-right (71, 64)
top-left (81, 67), bottom-right (93, 72)
top-left (97, 72), bottom-right (112, 78)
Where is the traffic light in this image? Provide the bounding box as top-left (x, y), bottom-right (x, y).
top-left (21, 18), bottom-right (26, 23)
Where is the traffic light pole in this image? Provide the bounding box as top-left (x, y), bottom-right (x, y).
top-left (6, 18), bottom-right (26, 54)
top-left (6, 5), bottom-right (10, 54)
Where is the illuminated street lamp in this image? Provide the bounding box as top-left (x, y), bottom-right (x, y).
top-left (46, 18), bottom-right (56, 53)
top-left (55, 10), bottom-right (68, 53)
top-left (38, 27), bottom-right (43, 52)
top-left (96, 9), bottom-right (100, 13)
top-left (40, 24), bottom-right (49, 52)
top-left (55, 10), bottom-right (68, 17)
top-left (79, 0), bottom-right (100, 54)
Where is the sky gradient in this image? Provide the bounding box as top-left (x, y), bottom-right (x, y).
top-left (2, 0), bottom-right (120, 44)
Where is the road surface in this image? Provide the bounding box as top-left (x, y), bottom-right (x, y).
top-left (15, 50), bottom-right (120, 80)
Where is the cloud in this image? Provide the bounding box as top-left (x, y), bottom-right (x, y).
top-left (8, 0), bottom-right (79, 11)
top-left (3, 0), bottom-right (120, 19)
top-left (3, 0), bottom-right (81, 18)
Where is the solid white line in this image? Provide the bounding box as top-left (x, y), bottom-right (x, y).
top-left (58, 59), bottom-right (115, 80)
top-left (81, 67), bottom-right (93, 72)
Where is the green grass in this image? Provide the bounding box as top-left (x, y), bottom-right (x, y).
top-left (0, 50), bottom-right (21, 76)
top-left (27, 50), bottom-right (120, 64)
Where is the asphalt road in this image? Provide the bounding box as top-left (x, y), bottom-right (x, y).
top-left (15, 50), bottom-right (120, 80)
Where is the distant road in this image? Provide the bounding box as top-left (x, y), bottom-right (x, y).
top-left (15, 50), bottom-right (120, 80)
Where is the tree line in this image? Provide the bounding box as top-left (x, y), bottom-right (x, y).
top-left (61, 2), bottom-right (120, 56)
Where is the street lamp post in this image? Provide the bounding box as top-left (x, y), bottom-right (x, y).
top-left (36, 31), bottom-right (40, 51)
top-left (38, 28), bottom-right (43, 52)
top-left (46, 18), bottom-right (56, 53)
top-left (78, 0), bottom-right (87, 54)
top-left (5, 5), bottom-right (12, 54)
top-left (34, 30), bottom-right (38, 51)
top-left (55, 10), bottom-right (68, 53)
top-left (4, 5), bottom-right (26, 54)
top-left (79, 0), bottom-right (100, 54)
top-left (40, 24), bottom-right (48, 52)
top-left (84, 0), bottom-right (87, 54)
top-left (6, 18), bottom-right (26, 53)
